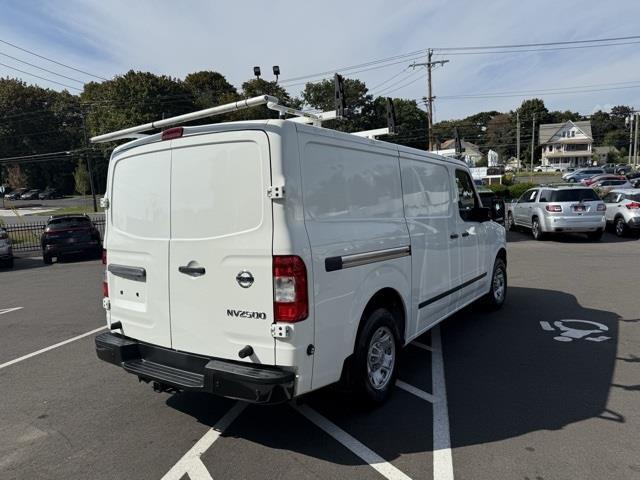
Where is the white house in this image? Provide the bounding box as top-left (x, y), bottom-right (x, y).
top-left (539, 120), bottom-right (593, 170)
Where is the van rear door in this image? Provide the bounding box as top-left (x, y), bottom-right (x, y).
top-left (107, 143), bottom-right (172, 348)
top-left (168, 130), bottom-right (275, 364)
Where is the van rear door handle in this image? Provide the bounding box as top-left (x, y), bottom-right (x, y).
top-left (178, 265), bottom-right (206, 277)
top-left (450, 233), bottom-right (459, 239)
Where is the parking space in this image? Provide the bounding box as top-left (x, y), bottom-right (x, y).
top-left (1, 231), bottom-right (639, 479)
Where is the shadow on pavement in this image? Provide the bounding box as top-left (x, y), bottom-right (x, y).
top-left (507, 229), bottom-right (638, 244)
top-left (163, 286), bottom-right (625, 465)
top-left (444, 286), bottom-right (625, 448)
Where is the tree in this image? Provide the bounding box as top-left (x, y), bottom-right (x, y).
top-left (515, 99), bottom-right (549, 164)
top-left (73, 160), bottom-right (90, 196)
top-left (301, 78), bottom-right (371, 113)
top-left (6, 165), bottom-right (28, 189)
top-left (184, 71), bottom-right (238, 109)
top-left (486, 113), bottom-right (514, 159)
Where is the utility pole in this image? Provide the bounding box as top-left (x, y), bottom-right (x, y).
top-left (81, 111), bottom-right (98, 213)
top-left (516, 111), bottom-right (521, 172)
top-left (634, 112), bottom-right (639, 168)
top-left (411, 49), bottom-right (449, 151)
top-left (628, 113), bottom-right (634, 165)
top-left (530, 114), bottom-right (536, 181)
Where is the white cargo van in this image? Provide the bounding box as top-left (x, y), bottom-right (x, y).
top-left (94, 96), bottom-right (507, 404)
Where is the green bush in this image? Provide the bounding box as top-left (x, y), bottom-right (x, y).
top-left (507, 183), bottom-right (536, 199)
top-left (488, 184), bottom-right (509, 197)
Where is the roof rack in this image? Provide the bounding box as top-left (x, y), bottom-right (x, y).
top-left (91, 75), bottom-right (398, 143)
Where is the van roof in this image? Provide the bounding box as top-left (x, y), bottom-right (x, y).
top-left (111, 119), bottom-right (467, 167)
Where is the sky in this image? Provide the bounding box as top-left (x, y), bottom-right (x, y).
top-left (0, 0), bottom-right (639, 121)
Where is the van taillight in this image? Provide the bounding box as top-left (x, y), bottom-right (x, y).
top-left (273, 255), bottom-right (308, 323)
top-left (597, 203), bottom-right (606, 211)
top-left (102, 250), bottom-right (108, 297)
top-left (545, 204), bottom-right (562, 212)
top-left (161, 127), bottom-right (184, 141)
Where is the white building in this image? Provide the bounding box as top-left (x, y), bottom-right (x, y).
top-left (539, 120), bottom-right (593, 170)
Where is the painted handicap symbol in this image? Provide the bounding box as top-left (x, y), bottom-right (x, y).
top-left (539, 319), bottom-right (610, 343)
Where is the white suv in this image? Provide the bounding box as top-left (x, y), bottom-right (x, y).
top-left (507, 185), bottom-right (606, 240)
top-left (94, 116), bottom-right (507, 405)
top-left (602, 188), bottom-right (640, 237)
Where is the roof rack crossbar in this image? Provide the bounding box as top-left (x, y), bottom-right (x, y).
top-left (90, 95), bottom-right (279, 143)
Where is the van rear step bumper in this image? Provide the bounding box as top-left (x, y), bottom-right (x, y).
top-left (95, 332), bottom-right (295, 404)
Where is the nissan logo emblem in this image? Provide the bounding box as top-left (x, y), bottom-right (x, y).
top-left (236, 270), bottom-right (254, 288)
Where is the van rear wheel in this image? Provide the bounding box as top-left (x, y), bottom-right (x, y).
top-left (352, 308), bottom-right (399, 404)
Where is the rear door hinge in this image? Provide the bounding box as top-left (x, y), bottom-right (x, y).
top-left (100, 197), bottom-right (110, 209)
top-left (102, 298), bottom-right (111, 310)
top-left (267, 185), bottom-right (285, 199)
top-left (271, 323), bottom-right (291, 338)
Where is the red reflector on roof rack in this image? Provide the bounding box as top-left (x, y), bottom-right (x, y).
top-left (161, 127), bottom-right (184, 140)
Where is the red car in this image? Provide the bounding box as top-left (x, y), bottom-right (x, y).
top-left (581, 174), bottom-right (625, 186)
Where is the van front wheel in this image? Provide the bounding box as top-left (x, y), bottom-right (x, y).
top-left (481, 257), bottom-right (507, 310)
top-left (352, 308), bottom-right (399, 404)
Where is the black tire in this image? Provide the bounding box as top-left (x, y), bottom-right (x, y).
top-left (531, 217), bottom-right (545, 240)
top-left (614, 217), bottom-right (627, 238)
top-left (568, 178), bottom-right (576, 183)
top-left (7, 257), bottom-right (14, 269)
top-left (507, 212), bottom-right (515, 231)
top-left (43, 252), bottom-right (52, 265)
top-left (481, 257), bottom-right (507, 310)
top-left (351, 308), bottom-right (400, 405)
top-left (587, 229), bottom-right (603, 241)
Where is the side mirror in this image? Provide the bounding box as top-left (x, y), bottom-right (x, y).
top-left (489, 199), bottom-right (505, 224)
top-left (464, 206), bottom-right (491, 223)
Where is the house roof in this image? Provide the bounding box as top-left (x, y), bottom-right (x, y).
top-left (539, 120), bottom-right (592, 144)
top-left (440, 139), bottom-right (482, 154)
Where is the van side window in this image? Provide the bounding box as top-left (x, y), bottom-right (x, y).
top-left (401, 161), bottom-right (451, 218)
top-left (454, 169), bottom-right (479, 214)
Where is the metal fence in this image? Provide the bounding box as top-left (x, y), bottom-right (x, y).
top-left (3, 218), bottom-right (105, 253)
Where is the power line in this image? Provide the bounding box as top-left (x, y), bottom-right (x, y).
top-left (0, 50), bottom-right (84, 84)
top-left (0, 61), bottom-right (82, 91)
top-left (436, 40), bottom-right (640, 56)
top-left (431, 35), bottom-right (640, 51)
top-left (438, 83), bottom-right (640, 100)
top-left (0, 38), bottom-right (108, 81)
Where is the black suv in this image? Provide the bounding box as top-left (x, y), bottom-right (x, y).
top-left (41, 215), bottom-right (102, 264)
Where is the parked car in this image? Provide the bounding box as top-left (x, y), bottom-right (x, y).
top-left (41, 214), bottom-right (102, 264)
top-left (20, 189), bottom-right (41, 200)
top-left (534, 165), bottom-right (563, 173)
top-left (476, 187), bottom-right (506, 225)
top-left (615, 163), bottom-right (632, 175)
top-left (591, 179), bottom-right (632, 195)
top-left (5, 188), bottom-right (28, 200)
top-left (507, 185), bottom-right (606, 240)
top-left (602, 189), bottom-right (640, 237)
top-left (581, 174), bottom-right (625, 186)
top-left (0, 228), bottom-right (14, 268)
top-left (39, 188), bottom-right (62, 200)
top-left (94, 113), bottom-right (507, 406)
top-left (601, 163), bottom-right (617, 174)
top-left (562, 168), bottom-right (605, 183)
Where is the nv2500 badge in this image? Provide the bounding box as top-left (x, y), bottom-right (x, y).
top-left (226, 309), bottom-right (267, 320)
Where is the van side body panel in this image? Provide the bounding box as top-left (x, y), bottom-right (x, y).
top-left (296, 126), bottom-right (411, 390)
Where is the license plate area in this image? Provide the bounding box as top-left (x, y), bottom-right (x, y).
top-left (572, 204), bottom-right (586, 212)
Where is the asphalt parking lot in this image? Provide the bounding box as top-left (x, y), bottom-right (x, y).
top-left (1, 232), bottom-right (639, 480)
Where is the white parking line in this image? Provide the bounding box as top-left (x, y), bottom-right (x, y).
top-left (396, 379), bottom-right (436, 403)
top-left (431, 325), bottom-right (454, 480)
top-left (0, 307), bottom-right (23, 316)
top-left (0, 326), bottom-right (107, 370)
top-left (161, 401), bottom-right (247, 480)
top-left (296, 404), bottom-right (412, 480)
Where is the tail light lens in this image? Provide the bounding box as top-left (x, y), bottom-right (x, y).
top-left (545, 204), bottom-right (562, 212)
top-left (161, 127), bottom-right (184, 141)
top-left (626, 202), bottom-right (640, 210)
top-left (102, 250), bottom-right (108, 297)
top-left (597, 204), bottom-right (606, 211)
top-left (273, 255), bottom-right (308, 322)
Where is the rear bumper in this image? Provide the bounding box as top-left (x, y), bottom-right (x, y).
top-left (95, 332), bottom-right (295, 404)
top-left (543, 215), bottom-right (605, 233)
top-left (44, 240), bottom-right (100, 255)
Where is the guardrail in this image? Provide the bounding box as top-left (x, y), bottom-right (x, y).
top-left (3, 219), bottom-right (105, 253)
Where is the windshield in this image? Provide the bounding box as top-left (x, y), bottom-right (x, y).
top-left (550, 189), bottom-right (600, 202)
top-left (47, 217), bottom-right (92, 230)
